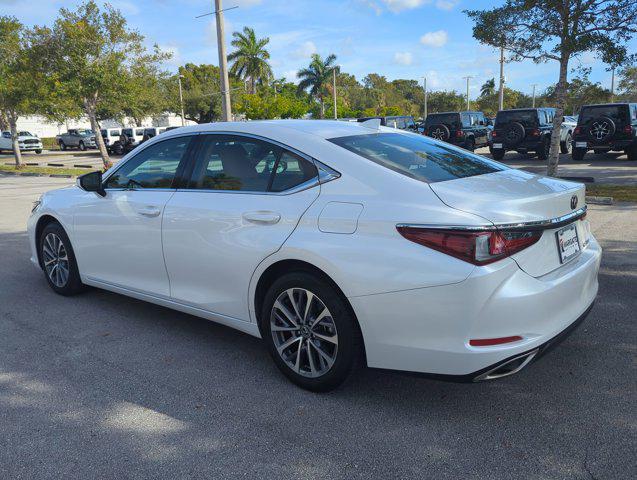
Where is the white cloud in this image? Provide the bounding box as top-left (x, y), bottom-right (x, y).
top-left (420, 30), bottom-right (448, 48)
top-left (380, 0), bottom-right (429, 13)
top-left (110, 1), bottom-right (140, 15)
top-left (394, 52), bottom-right (413, 65)
top-left (159, 45), bottom-right (182, 66)
top-left (293, 41), bottom-right (317, 59)
top-left (283, 70), bottom-right (299, 83)
top-left (233, 0), bottom-right (263, 6)
top-left (435, 0), bottom-right (458, 11)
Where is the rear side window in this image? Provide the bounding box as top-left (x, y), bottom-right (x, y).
top-left (579, 105), bottom-right (630, 125)
top-left (495, 110), bottom-right (538, 128)
top-left (426, 113), bottom-right (460, 129)
top-left (105, 136), bottom-right (192, 189)
top-left (329, 132), bottom-right (506, 184)
top-left (189, 135), bottom-right (317, 192)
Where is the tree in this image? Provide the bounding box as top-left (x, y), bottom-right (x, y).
top-left (0, 17), bottom-right (44, 167)
top-left (467, 1), bottom-right (637, 176)
top-left (542, 69), bottom-right (611, 114)
top-left (40, 1), bottom-right (170, 168)
top-left (617, 65), bottom-right (637, 102)
top-left (121, 62), bottom-right (170, 126)
top-left (476, 87), bottom-right (532, 117)
top-left (480, 78), bottom-right (496, 97)
top-left (427, 90), bottom-right (466, 113)
top-left (228, 27), bottom-right (272, 94)
top-left (297, 53), bottom-right (338, 118)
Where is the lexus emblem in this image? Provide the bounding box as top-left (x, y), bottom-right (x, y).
top-left (570, 195), bottom-right (578, 209)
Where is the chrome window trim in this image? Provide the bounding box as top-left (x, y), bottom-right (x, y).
top-left (397, 206), bottom-right (587, 232)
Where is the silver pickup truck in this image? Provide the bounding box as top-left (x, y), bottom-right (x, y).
top-left (56, 129), bottom-right (97, 151)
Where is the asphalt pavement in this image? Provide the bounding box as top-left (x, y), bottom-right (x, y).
top-left (0, 175), bottom-right (635, 479)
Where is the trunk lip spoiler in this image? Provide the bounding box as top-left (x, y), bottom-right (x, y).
top-left (397, 206), bottom-right (587, 232)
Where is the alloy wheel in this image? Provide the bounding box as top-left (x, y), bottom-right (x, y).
top-left (42, 233), bottom-right (69, 288)
top-left (431, 128), bottom-right (446, 140)
top-left (270, 288), bottom-right (338, 378)
top-left (590, 121), bottom-right (610, 141)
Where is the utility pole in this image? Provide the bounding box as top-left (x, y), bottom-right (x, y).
top-left (498, 46), bottom-right (505, 111)
top-left (421, 76), bottom-right (428, 119)
top-left (462, 76), bottom-right (473, 111)
top-left (610, 67), bottom-right (615, 102)
top-left (531, 83), bottom-right (538, 108)
top-left (215, 0), bottom-right (232, 121)
top-left (333, 67), bottom-right (338, 120)
top-left (178, 74), bottom-right (186, 126)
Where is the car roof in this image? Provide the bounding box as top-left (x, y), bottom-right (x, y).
top-left (158, 119), bottom-right (390, 140)
top-left (580, 103), bottom-right (630, 108)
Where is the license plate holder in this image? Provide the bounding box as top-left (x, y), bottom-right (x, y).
top-left (556, 223), bottom-right (581, 264)
top-left (575, 142), bottom-right (587, 148)
top-left (493, 143), bottom-right (503, 149)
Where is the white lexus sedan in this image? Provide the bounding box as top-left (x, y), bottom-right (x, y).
top-left (27, 120), bottom-right (601, 391)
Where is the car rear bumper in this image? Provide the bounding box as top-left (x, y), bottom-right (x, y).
top-left (572, 138), bottom-right (634, 150)
top-left (350, 235), bottom-right (601, 378)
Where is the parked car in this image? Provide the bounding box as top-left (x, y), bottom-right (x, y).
top-left (490, 108), bottom-right (557, 160)
top-left (0, 130), bottom-right (43, 154)
top-left (559, 115), bottom-right (578, 154)
top-left (423, 111), bottom-right (490, 151)
top-left (100, 128), bottom-right (122, 154)
top-left (121, 127), bottom-right (146, 147)
top-left (28, 120), bottom-right (600, 391)
top-left (56, 129), bottom-right (97, 151)
top-left (571, 103), bottom-right (637, 161)
top-left (143, 127), bottom-right (166, 138)
top-left (357, 115), bottom-right (417, 131)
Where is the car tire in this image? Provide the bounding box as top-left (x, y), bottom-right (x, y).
top-left (35, 149), bottom-right (42, 154)
top-left (39, 222), bottom-right (85, 296)
top-left (465, 137), bottom-right (475, 152)
top-left (537, 137), bottom-right (550, 160)
top-left (59, 141), bottom-right (66, 151)
top-left (260, 271), bottom-right (363, 392)
top-left (560, 133), bottom-right (572, 154)
top-left (626, 145), bottom-right (637, 161)
top-left (593, 148), bottom-right (605, 155)
top-left (572, 147), bottom-right (586, 162)
top-left (79, 141), bottom-right (86, 151)
top-left (491, 149), bottom-right (505, 161)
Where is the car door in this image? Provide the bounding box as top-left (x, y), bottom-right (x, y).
top-left (72, 134), bottom-right (195, 297)
top-left (162, 133), bottom-right (320, 321)
top-left (0, 131), bottom-right (10, 150)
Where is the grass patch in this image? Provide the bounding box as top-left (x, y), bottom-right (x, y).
top-left (0, 164), bottom-right (95, 177)
top-left (41, 137), bottom-right (58, 150)
top-left (586, 184), bottom-right (637, 202)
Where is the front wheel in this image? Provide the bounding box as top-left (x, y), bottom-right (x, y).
top-left (59, 141), bottom-right (66, 151)
top-left (491, 148), bottom-right (505, 161)
top-left (537, 137), bottom-right (550, 160)
top-left (560, 133), bottom-right (572, 154)
top-left (465, 137), bottom-right (475, 152)
top-left (261, 272), bottom-right (363, 392)
top-left (78, 141), bottom-right (86, 151)
top-left (39, 222), bottom-right (85, 296)
top-left (35, 149), bottom-right (42, 154)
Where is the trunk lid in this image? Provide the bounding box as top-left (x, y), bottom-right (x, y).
top-left (429, 169), bottom-right (587, 277)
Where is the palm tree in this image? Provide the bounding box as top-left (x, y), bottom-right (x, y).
top-left (227, 27), bottom-right (272, 94)
top-left (297, 53), bottom-right (337, 118)
top-left (480, 78), bottom-right (496, 97)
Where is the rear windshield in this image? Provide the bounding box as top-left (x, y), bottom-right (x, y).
top-left (579, 105), bottom-right (629, 125)
top-left (495, 110), bottom-right (538, 128)
top-left (328, 132), bottom-right (506, 183)
top-left (425, 113), bottom-right (459, 128)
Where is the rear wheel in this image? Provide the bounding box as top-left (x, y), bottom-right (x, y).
top-left (572, 147), bottom-right (586, 162)
top-left (491, 148), bottom-right (505, 161)
top-left (560, 133), bottom-right (572, 154)
top-left (627, 144), bottom-right (637, 161)
top-left (261, 272), bottom-right (362, 392)
top-left (39, 222), bottom-right (84, 296)
top-left (536, 137), bottom-right (550, 160)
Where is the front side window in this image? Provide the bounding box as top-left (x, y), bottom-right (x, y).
top-left (189, 135), bottom-right (318, 192)
top-left (329, 132), bottom-right (506, 184)
top-left (105, 136), bottom-right (192, 189)
top-left (122, 128), bottom-right (133, 137)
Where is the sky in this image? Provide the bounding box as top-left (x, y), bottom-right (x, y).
top-left (2, 0), bottom-right (634, 98)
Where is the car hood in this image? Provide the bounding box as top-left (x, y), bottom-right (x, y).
top-left (17, 135), bottom-right (41, 141)
top-left (428, 168), bottom-right (585, 225)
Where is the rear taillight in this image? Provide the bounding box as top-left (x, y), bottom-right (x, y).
top-left (530, 128), bottom-right (541, 137)
top-left (624, 125), bottom-right (633, 134)
top-left (456, 129), bottom-right (465, 138)
top-left (491, 131), bottom-right (498, 138)
top-left (574, 126), bottom-right (581, 135)
top-left (396, 226), bottom-right (542, 265)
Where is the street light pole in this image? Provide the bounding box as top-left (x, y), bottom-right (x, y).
top-left (531, 83), bottom-right (538, 108)
top-left (421, 76), bottom-right (428, 119)
top-left (215, 0), bottom-right (232, 121)
top-left (462, 76), bottom-right (473, 111)
top-left (333, 67), bottom-right (338, 120)
top-left (498, 46), bottom-right (505, 111)
top-left (610, 67), bottom-right (615, 102)
top-left (178, 74), bottom-right (185, 127)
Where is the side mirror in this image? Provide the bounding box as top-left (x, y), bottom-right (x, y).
top-left (78, 170), bottom-right (105, 197)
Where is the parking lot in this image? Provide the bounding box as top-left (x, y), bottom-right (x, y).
top-left (0, 174), bottom-right (635, 479)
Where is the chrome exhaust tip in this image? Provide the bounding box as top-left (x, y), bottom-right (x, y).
top-left (474, 349), bottom-right (539, 382)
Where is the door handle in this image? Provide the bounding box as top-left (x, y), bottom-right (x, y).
top-left (137, 206), bottom-right (161, 218)
top-left (242, 211), bottom-right (281, 225)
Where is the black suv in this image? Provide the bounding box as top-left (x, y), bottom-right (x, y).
top-left (571, 103), bottom-right (637, 161)
top-left (422, 111), bottom-right (489, 152)
top-left (357, 115), bottom-right (417, 131)
top-left (490, 108), bottom-right (555, 160)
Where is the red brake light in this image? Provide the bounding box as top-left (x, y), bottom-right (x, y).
top-left (396, 226), bottom-right (542, 265)
top-left (456, 129), bottom-right (465, 138)
top-left (530, 128), bottom-right (540, 137)
top-left (491, 131), bottom-right (497, 137)
top-left (470, 336), bottom-right (523, 347)
top-left (624, 125), bottom-right (633, 134)
top-left (574, 126), bottom-right (581, 135)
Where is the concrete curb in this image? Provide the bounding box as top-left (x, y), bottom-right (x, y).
top-left (585, 195), bottom-right (613, 205)
top-left (0, 171), bottom-right (77, 179)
